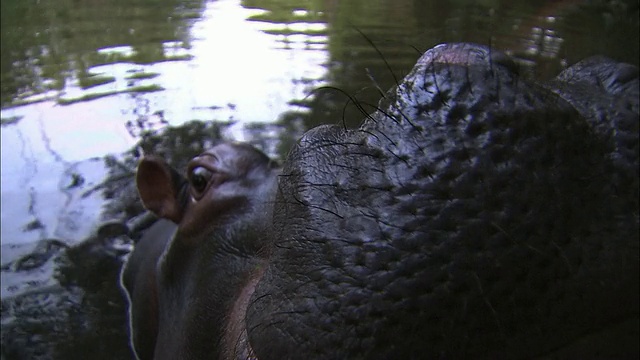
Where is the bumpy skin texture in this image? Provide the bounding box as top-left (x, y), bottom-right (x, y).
top-left (246, 44), bottom-right (639, 358)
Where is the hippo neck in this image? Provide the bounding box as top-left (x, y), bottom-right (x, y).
top-left (155, 224), bottom-right (267, 359)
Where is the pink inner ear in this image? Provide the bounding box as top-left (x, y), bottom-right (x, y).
top-left (136, 158), bottom-right (183, 224)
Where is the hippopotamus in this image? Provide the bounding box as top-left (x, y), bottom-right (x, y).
top-left (120, 142), bottom-right (279, 359)
top-left (121, 43), bottom-right (639, 359)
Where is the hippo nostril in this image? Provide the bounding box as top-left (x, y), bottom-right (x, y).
top-left (611, 63), bottom-right (639, 84)
top-left (488, 50), bottom-right (520, 75)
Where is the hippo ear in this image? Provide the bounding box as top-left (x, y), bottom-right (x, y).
top-left (136, 157), bottom-right (186, 224)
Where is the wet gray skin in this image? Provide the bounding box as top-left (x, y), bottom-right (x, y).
top-left (122, 43), bottom-right (638, 359)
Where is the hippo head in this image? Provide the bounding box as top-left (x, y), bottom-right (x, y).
top-left (136, 142), bottom-right (279, 240)
top-left (122, 44), bottom-right (639, 359)
top-left (121, 142), bottom-right (279, 359)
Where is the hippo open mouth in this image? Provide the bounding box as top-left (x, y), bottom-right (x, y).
top-left (122, 43), bottom-right (638, 359)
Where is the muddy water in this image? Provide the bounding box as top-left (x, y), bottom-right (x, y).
top-left (0, 0), bottom-right (638, 358)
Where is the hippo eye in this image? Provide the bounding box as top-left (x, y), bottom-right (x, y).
top-left (188, 166), bottom-right (213, 195)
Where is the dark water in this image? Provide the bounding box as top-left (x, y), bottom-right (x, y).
top-left (1, 0), bottom-right (638, 359)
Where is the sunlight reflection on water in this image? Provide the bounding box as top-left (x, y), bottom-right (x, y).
top-left (0, 0), bottom-right (329, 247)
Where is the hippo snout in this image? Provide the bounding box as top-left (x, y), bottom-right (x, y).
top-left (121, 43), bottom-right (639, 359)
top-left (247, 43), bottom-right (638, 359)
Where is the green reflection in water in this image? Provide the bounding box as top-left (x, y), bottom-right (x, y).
top-left (125, 72), bottom-right (160, 80)
top-left (1, 0), bottom-right (204, 107)
top-left (243, 0), bottom-right (638, 135)
top-left (57, 84), bottom-right (164, 106)
top-left (79, 75), bottom-right (116, 90)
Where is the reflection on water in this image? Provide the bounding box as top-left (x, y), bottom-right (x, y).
top-left (0, 0), bottom-right (333, 247)
top-left (0, 0), bottom-right (199, 105)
